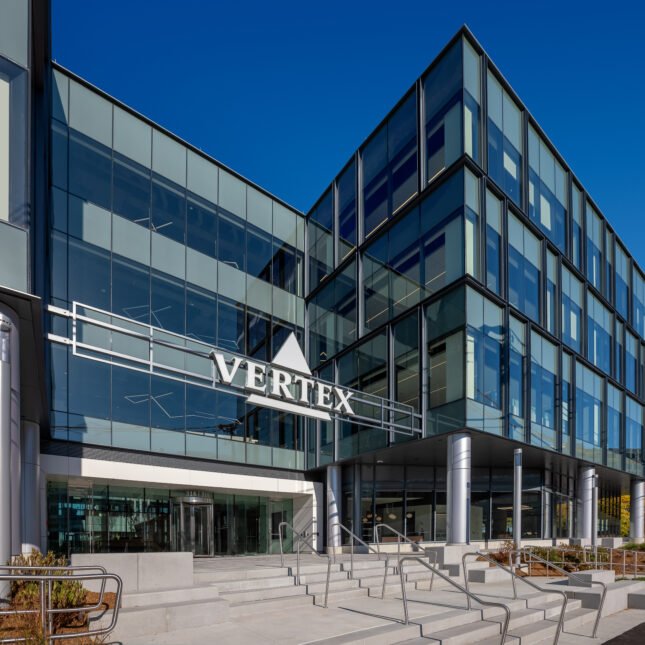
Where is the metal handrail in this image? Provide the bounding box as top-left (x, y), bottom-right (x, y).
top-left (0, 565), bottom-right (109, 618)
top-left (329, 521), bottom-right (392, 599)
top-left (0, 570), bottom-right (123, 644)
top-left (513, 548), bottom-right (606, 638)
top-left (374, 523), bottom-right (425, 559)
top-left (278, 521), bottom-right (331, 608)
top-left (276, 518), bottom-right (318, 567)
top-left (397, 556), bottom-right (511, 645)
top-left (374, 523), bottom-right (437, 595)
top-left (462, 552), bottom-right (567, 645)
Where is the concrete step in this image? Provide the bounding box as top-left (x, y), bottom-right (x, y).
top-left (107, 597), bottom-right (229, 640)
top-left (562, 579), bottom-right (645, 615)
top-left (219, 583), bottom-right (307, 603)
top-left (298, 570), bottom-right (351, 584)
top-left (628, 591), bottom-right (645, 608)
top-left (302, 620), bottom-right (421, 644)
top-left (228, 592), bottom-right (314, 617)
top-left (120, 584), bottom-right (219, 608)
top-left (214, 575), bottom-right (297, 592)
top-left (314, 587), bottom-right (370, 605)
top-left (476, 619), bottom-right (557, 645)
top-left (368, 581), bottom-right (418, 598)
top-left (468, 566), bottom-right (512, 583)
top-left (339, 558), bottom-right (388, 571)
top-left (290, 563), bottom-right (343, 575)
top-left (415, 618), bottom-right (503, 644)
top-left (307, 579), bottom-right (361, 594)
top-left (193, 566), bottom-right (290, 584)
top-left (414, 608), bottom-right (481, 633)
top-left (562, 607), bottom-right (598, 631)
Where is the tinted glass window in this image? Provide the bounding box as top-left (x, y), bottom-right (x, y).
top-left (151, 175), bottom-right (186, 244)
top-left (69, 129), bottom-right (112, 209)
top-left (187, 195), bottom-right (217, 258)
top-left (113, 154), bottom-right (151, 226)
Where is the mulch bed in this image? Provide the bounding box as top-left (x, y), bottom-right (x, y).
top-left (0, 591), bottom-right (118, 644)
top-left (481, 549), bottom-right (645, 577)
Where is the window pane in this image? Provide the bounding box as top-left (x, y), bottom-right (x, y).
top-left (151, 175), bottom-right (186, 244)
top-left (113, 154), bottom-right (151, 226)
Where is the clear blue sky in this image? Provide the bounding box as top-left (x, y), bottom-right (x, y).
top-left (53, 1), bottom-right (645, 265)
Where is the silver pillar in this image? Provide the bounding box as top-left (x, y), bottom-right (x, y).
top-left (543, 470), bottom-right (552, 540)
top-left (327, 465), bottom-right (342, 549)
top-left (577, 466), bottom-right (595, 540)
top-left (446, 433), bottom-right (471, 544)
top-left (591, 476), bottom-right (598, 547)
top-left (513, 449), bottom-right (522, 547)
top-left (0, 315), bottom-right (13, 596)
top-left (630, 480), bottom-right (645, 541)
top-left (353, 463), bottom-right (361, 537)
top-left (21, 420), bottom-right (41, 554)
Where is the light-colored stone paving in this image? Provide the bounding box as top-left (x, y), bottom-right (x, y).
top-left (559, 608), bottom-right (645, 644)
top-left (119, 557), bottom-right (645, 644)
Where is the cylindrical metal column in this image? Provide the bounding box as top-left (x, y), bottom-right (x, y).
top-left (353, 463), bottom-right (361, 538)
top-left (21, 420), bottom-right (41, 554)
top-left (591, 475), bottom-right (598, 547)
top-left (577, 466), bottom-right (595, 541)
top-left (446, 433), bottom-right (471, 545)
top-left (630, 480), bottom-right (645, 541)
top-left (513, 449), bottom-right (522, 547)
top-left (543, 470), bottom-right (552, 540)
top-left (0, 316), bottom-right (13, 597)
top-left (327, 465), bottom-right (342, 550)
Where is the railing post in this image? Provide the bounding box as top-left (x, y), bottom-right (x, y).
top-left (350, 533), bottom-right (354, 579)
top-left (40, 580), bottom-right (47, 640)
top-left (297, 538), bottom-right (300, 585)
top-left (399, 561), bottom-right (409, 625)
top-left (47, 578), bottom-right (53, 638)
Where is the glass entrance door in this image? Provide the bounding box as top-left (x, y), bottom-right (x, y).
top-left (171, 497), bottom-right (214, 557)
top-left (268, 499), bottom-right (292, 554)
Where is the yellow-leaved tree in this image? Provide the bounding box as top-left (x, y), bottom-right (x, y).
top-left (621, 494), bottom-right (631, 537)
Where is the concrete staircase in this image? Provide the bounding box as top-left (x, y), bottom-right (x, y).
top-left (95, 553), bottom-right (645, 644)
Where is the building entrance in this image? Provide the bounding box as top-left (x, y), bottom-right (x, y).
top-left (171, 496), bottom-right (214, 557)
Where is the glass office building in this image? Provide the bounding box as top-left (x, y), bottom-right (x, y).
top-left (0, 2), bottom-right (642, 560)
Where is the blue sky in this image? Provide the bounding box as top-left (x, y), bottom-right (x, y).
top-left (53, 1), bottom-right (645, 264)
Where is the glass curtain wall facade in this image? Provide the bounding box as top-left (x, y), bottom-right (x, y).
top-left (305, 29), bottom-right (645, 540)
top-left (48, 68), bottom-right (307, 470)
top-left (35, 25), bottom-right (645, 552)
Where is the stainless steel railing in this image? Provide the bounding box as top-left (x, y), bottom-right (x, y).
top-left (462, 552), bottom-right (567, 645)
top-left (374, 523), bottom-right (437, 595)
top-left (278, 520), bottom-right (331, 608)
top-left (522, 544), bottom-right (645, 579)
top-left (511, 548), bottom-right (606, 638)
top-left (374, 523), bottom-right (425, 559)
top-left (0, 566), bottom-right (123, 644)
top-left (397, 556), bottom-right (511, 645)
top-left (329, 522), bottom-right (392, 599)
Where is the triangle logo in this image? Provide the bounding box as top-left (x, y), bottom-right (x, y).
top-left (271, 332), bottom-right (311, 376)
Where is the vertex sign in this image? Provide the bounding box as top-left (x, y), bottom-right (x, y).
top-left (209, 333), bottom-right (354, 421)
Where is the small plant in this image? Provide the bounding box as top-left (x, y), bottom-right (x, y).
top-left (8, 549), bottom-right (87, 630)
top-left (622, 542), bottom-right (645, 551)
top-left (499, 540), bottom-right (516, 553)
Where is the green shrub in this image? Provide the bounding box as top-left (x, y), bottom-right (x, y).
top-left (8, 550), bottom-right (87, 630)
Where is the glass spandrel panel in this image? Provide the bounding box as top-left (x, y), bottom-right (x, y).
top-left (187, 195), bottom-right (217, 259)
top-left (338, 160), bottom-right (357, 259)
top-left (68, 129), bottom-right (112, 210)
top-left (151, 175), bottom-right (186, 244)
top-left (113, 154), bottom-right (151, 226)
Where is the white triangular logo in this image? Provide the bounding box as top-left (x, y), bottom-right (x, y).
top-left (271, 332), bottom-right (311, 376)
